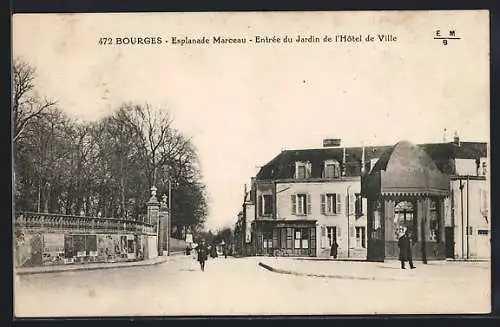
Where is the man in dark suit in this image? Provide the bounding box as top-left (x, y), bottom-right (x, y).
top-left (398, 230), bottom-right (416, 269)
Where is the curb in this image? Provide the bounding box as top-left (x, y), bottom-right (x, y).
top-left (258, 262), bottom-right (403, 281)
top-left (16, 256), bottom-right (173, 276)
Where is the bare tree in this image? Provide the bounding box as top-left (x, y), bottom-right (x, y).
top-left (12, 58), bottom-right (56, 143)
top-left (130, 104), bottom-right (173, 187)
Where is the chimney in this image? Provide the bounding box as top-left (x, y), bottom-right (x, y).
top-left (453, 131), bottom-right (460, 146)
top-left (342, 147), bottom-right (347, 176)
top-left (323, 138), bottom-right (341, 147)
top-left (361, 145), bottom-right (366, 174)
top-left (443, 128), bottom-right (448, 143)
top-left (244, 183), bottom-right (247, 196)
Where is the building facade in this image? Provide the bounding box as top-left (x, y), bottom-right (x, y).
top-left (245, 135), bottom-right (489, 260)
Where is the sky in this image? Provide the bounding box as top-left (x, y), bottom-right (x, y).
top-left (12, 11), bottom-right (489, 230)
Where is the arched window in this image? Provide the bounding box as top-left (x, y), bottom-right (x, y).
top-left (394, 201), bottom-right (415, 241)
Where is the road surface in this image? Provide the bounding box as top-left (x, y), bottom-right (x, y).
top-left (14, 256), bottom-right (490, 316)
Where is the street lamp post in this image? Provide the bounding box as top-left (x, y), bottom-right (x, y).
top-left (221, 240), bottom-right (226, 258)
top-left (347, 185), bottom-right (351, 258)
top-left (167, 179), bottom-right (172, 256)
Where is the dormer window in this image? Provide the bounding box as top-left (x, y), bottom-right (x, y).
top-left (324, 160), bottom-right (341, 179)
top-left (295, 161), bottom-right (311, 179)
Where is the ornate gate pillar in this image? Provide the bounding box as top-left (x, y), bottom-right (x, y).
top-left (146, 186), bottom-right (161, 255)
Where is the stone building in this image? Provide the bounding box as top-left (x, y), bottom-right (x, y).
top-left (244, 135), bottom-right (489, 260)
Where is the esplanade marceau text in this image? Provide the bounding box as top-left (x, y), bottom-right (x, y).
top-left (171, 36), bottom-right (247, 45)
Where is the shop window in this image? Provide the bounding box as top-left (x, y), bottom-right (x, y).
top-left (286, 228), bottom-right (293, 249)
top-left (355, 226), bottom-right (366, 248)
top-left (294, 228), bottom-right (310, 249)
top-left (393, 201), bottom-right (415, 241)
top-left (127, 240), bottom-right (135, 254)
top-left (262, 231), bottom-right (273, 249)
top-left (294, 230), bottom-right (301, 249)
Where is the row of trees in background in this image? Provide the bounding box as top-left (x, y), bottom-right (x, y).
top-left (13, 58), bottom-right (209, 236)
top-left (195, 227), bottom-right (234, 246)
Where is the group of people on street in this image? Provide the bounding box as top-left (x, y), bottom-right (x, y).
top-left (189, 229), bottom-right (415, 272)
top-left (328, 229), bottom-right (415, 270)
top-left (187, 239), bottom-right (230, 272)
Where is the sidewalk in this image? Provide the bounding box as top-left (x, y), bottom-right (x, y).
top-left (258, 257), bottom-right (490, 282)
top-left (15, 251), bottom-right (185, 276)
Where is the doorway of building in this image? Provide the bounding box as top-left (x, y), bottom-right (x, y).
top-left (367, 200), bottom-right (385, 262)
top-left (445, 227), bottom-right (454, 258)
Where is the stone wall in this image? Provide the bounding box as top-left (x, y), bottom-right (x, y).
top-left (14, 229), bottom-right (158, 268)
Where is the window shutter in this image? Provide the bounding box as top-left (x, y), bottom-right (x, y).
top-left (257, 195), bottom-right (263, 217)
top-left (291, 194), bottom-right (296, 215)
top-left (306, 162), bottom-right (312, 178)
top-left (307, 194), bottom-right (312, 215)
top-left (479, 189), bottom-right (483, 212)
top-left (320, 194), bottom-right (326, 214)
top-left (336, 226), bottom-right (341, 237)
top-left (362, 197), bottom-right (367, 216)
top-left (349, 193), bottom-right (355, 216)
top-left (320, 226), bottom-right (326, 248)
top-left (336, 193), bottom-right (342, 214)
top-left (272, 229), bottom-right (278, 248)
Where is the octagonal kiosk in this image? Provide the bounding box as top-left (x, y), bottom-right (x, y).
top-left (361, 141), bottom-right (449, 262)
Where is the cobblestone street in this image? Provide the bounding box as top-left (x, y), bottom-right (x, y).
top-left (14, 256), bottom-right (490, 316)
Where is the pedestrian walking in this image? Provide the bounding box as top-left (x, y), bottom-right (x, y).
top-left (330, 239), bottom-right (338, 259)
top-left (195, 239), bottom-right (209, 272)
top-left (210, 242), bottom-right (218, 258)
top-left (398, 230), bottom-right (416, 269)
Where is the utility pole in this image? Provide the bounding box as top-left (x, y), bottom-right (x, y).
top-left (466, 175), bottom-right (470, 260)
top-left (459, 180), bottom-right (464, 259)
top-left (167, 179), bottom-right (172, 256)
top-left (347, 185), bottom-right (351, 258)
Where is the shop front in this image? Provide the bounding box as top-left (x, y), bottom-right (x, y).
top-left (253, 219), bottom-right (317, 257)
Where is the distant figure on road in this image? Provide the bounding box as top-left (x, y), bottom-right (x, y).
top-left (330, 239), bottom-right (338, 259)
top-left (210, 242), bottom-right (218, 258)
top-left (195, 240), bottom-right (209, 272)
top-left (398, 230), bottom-right (416, 269)
top-left (223, 245), bottom-right (228, 259)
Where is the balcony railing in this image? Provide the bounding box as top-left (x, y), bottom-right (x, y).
top-left (14, 212), bottom-right (156, 236)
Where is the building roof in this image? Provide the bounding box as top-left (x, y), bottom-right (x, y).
top-left (256, 141), bottom-right (486, 180)
top-left (362, 141), bottom-right (450, 197)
